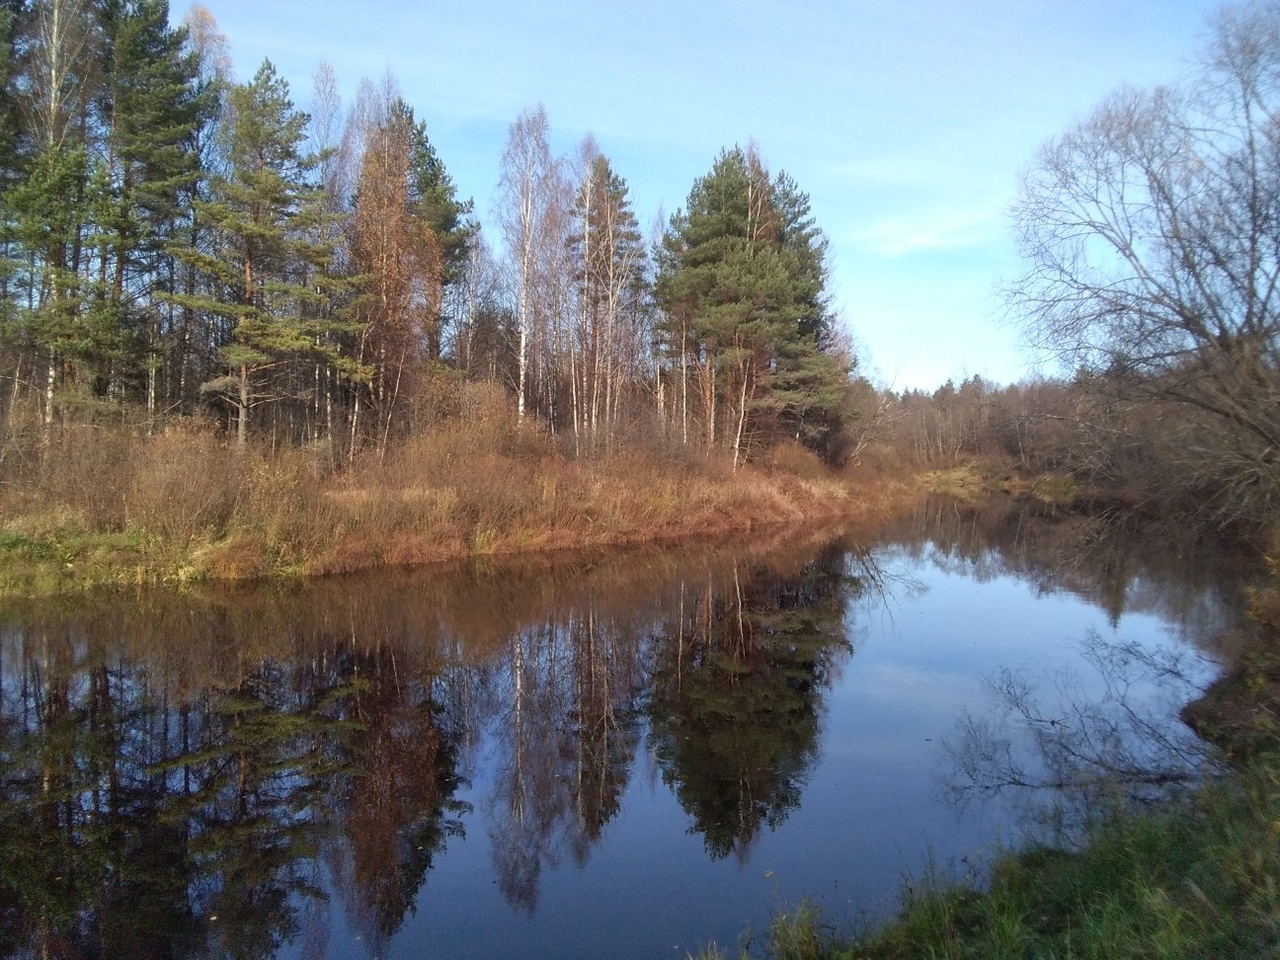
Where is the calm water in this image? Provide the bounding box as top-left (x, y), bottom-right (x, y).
top-left (0, 501), bottom-right (1250, 958)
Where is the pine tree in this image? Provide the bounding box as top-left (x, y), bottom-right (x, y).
top-left (162, 2), bottom-right (230, 411)
top-left (656, 146), bottom-right (847, 463)
top-left (169, 59), bottom-right (336, 445)
top-left (89, 0), bottom-right (206, 406)
top-left (769, 172), bottom-right (850, 453)
top-left (0, 0), bottom-right (208, 422)
top-left (408, 118), bottom-right (473, 362)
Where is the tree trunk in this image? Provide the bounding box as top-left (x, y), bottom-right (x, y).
top-left (237, 363), bottom-right (249, 446)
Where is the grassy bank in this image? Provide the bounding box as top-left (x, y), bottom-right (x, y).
top-left (0, 411), bottom-right (971, 595)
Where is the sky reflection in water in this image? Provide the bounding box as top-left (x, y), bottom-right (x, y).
top-left (0, 502), bottom-right (1246, 959)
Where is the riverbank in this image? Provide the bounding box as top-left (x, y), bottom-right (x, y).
top-left (0, 418), bottom-right (993, 596)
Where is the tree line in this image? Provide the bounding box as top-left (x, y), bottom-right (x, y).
top-left (0, 0), bottom-right (854, 466)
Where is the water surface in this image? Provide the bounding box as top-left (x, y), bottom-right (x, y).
top-left (0, 502), bottom-right (1248, 958)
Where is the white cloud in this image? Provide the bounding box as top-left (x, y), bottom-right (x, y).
top-left (846, 206), bottom-right (1004, 258)
top-left (827, 155), bottom-right (960, 188)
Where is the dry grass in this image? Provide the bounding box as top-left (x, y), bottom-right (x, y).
top-left (0, 396), bottom-right (942, 589)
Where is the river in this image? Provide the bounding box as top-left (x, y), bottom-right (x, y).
top-left (0, 499), bottom-right (1251, 958)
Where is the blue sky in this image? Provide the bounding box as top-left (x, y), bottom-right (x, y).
top-left (183, 0), bottom-right (1219, 391)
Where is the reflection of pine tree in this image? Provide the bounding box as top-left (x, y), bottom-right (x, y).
top-left (0, 641), bottom-right (199, 958)
top-left (648, 549), bottom-right (854, 860)
top-left (159, 665), bottom-right (357, 958)
top-left (324, 648), bottom-right (468, 946)
top-left (0, 620), bottom-right (472, 958)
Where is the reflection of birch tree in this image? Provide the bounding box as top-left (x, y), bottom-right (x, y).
top-left (489, 620), bottom-right (573, 912)
top-left (487, 603), bottom-right (646, 912)
top-left (561, 603), bottom-right (644, 864)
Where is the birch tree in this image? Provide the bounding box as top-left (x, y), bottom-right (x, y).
top-left (9, 0), bottom-right (96, 428)
top-left (496, 104), bottom-right (555, 421)
top-left (566, 140), bottom-right (646, 452)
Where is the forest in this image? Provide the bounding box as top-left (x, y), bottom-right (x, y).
top-left (0, 0), bottom-right (908, 587)
top-left (0, 0), bottom-right (854, 465)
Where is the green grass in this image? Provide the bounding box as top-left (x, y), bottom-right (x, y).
top-left (696, 759), bottom-right (1280, 960)
top-left (0, 523), bottom-right (170, 592)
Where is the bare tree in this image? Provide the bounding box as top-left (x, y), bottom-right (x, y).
top-left (495, 104), bottom-right (557, 421)
top-left (309, 61), bottom-right (354, 218)
top-left (566, 138), bottom-right (647, 453)
top-left (307, 62), bottom-right (351, 445)
top-left (1009, 2), bottom-right (1280, 523)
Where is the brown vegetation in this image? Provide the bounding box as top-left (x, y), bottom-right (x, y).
top-left (1183, 550), bottom-right (1280, 762)
top-left (0, 386), bottom-right (941, 593)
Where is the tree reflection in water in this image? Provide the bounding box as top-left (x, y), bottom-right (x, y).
top-left (323, 648), bottom-right (469, 950)
top-left (0, 631), bottom-right (361, 959)
top-left (646, 544), bottom-right (865, 861)
top-left (0, 504), bottom-right (1245, 956)
top-left (486, 607), bottom-right (648, 913)
top-left (943, 629), bottom-right (1227, 840)
top-left (0, 528), bottom-right (856, 951)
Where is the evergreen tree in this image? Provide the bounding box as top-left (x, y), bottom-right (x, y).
top-left (88, 0), bottom-right (206, 404)
top-left (170, 59), bottom-right (336, 445)
top-left (5, 142), bottom-right (90, 414)
top-left (0, 0), bottom-right (207, 421)
top-left (408, 117), bottom-right (474, 361)
top-left (769, 171), bottom-right (851, 453)
top-left (656, 146), bottom-right (848, 462)
top-left (163, 2), bottom-right (230, 411)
